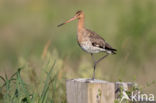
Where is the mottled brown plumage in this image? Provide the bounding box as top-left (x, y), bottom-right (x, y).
top-left (86, 29), bottom-right (116, 54)
top-left (58, 10), bottom-right (117, 79)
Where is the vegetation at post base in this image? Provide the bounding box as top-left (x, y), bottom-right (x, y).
top-left (0, 0), bottom-right (156, 102)
top-left (115, 84), bottom-right (140, 103)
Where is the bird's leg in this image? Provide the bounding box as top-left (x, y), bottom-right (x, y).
top-left (95, 53), bottom-right (109, 65)
top-left (91, 53), bottom-right (109, 80)
top-left (91, 53), bottom-right (96, 80)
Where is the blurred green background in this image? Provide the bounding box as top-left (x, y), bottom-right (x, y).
top-left (0, 0), bottom-right (156, 102)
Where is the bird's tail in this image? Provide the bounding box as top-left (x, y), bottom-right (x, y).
top-left (105, 46), bottom-right (117, 54)
top-left (110, 48), bottom-right (117, 54)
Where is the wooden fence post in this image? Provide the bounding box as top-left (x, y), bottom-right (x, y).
top-left (66, 78), bottom-right (135, 103)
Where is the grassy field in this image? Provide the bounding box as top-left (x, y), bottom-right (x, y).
top-left (0, 0), bottom-right (156, 102)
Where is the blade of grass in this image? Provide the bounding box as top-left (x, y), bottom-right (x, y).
top-left (4, 73), bottom-right (11, 103)
top-left (0, 76), bottom-right (5, 83)
top-left (16, 68), bottom-right (31, 103)
top-left (40, 60), bottom-right (56, 103)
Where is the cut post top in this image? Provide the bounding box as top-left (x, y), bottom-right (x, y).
top-left (66, 78), bottom-right (112, 84)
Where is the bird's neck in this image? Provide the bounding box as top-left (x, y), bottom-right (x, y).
top-left (77, 17), bottom-right (85, 43)
top-left (77, 17), bottom-right (84, 31)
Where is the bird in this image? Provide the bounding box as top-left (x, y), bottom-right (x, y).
top-left (57, 10), bottom-right (117, 80)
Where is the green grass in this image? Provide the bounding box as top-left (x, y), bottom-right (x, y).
top-left (1, 62), bottom-right (53, 103)
top-left (0, 55), bottom-right (66, 103)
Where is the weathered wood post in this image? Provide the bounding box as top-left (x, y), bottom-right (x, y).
top-left (66, 78), bottom-right (136, 103)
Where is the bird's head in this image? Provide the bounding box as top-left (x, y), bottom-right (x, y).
top-left (75, 10), bottom-right (84, 19)
top-left (57, 10), bottom-right (84, 27)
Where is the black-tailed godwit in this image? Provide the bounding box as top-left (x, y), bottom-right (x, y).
top-left (58, 10), bottom-right (117, 80)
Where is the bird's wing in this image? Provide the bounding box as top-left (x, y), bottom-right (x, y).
top-left (90, 35), bottom-right (106, 48)
top-left (86, 29), bottom-right (105, 48)
top-left (86, 29), bottom-right (117, 54)
top-left (86, 29), bottom-right (114, 49)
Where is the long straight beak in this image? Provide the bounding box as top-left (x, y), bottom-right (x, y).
top-left (57, 16), bottom-right (77, 27)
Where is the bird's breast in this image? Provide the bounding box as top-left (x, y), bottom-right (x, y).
top-left (77, 32), bottom-right (99, 53)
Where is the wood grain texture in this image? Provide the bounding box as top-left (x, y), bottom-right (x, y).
top-left (66, 79), bottom-right (115, 103)
top-left (66, 79), bottom-right (136, 103)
